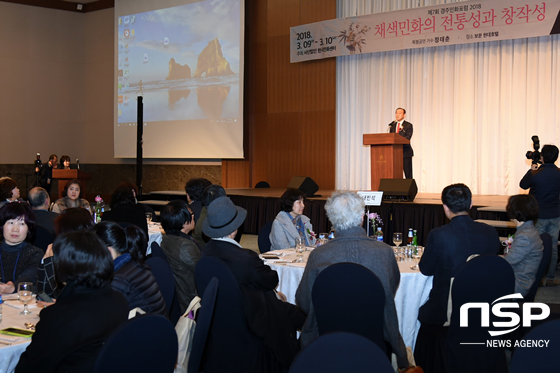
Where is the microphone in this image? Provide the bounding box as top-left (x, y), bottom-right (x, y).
top-left (76, 159), bottom-right (80, 170)
top-left (387, 121), bottom-right (395, 133)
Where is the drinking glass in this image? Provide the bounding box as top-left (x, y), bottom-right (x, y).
top-left (295, 237), bottom-right (306, 262)
top-left (146, 212), bottom-right (153, 225)
top-left (18, 282), bottom-right (34, 315)
top-left (393, 232), bottom-right (403, 248)
top-left (411, 246), bottom-right (424, 270)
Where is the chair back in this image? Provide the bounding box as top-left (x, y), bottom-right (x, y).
top-left (525, 233), bottom-right (552, 302)
top-left (257, 221), bottom-right (274, 253)
top-left (254, 181), bottom-right (270, 188)
top-left (289, 332), bottom-right (393, 373)
top-left (146, 257), bottom-right (175, 315)
top-left (150, 241), bottom-right (169, 262)
top-left (446, 255), bottom-right (515, 373)
top-left (93, 315), bottom-right (177, 373)
top-left (186, 277), bottom-right (218, 373)
top-left (32, 225), bottom-right (54, 251)
top-left (195, 256), bottom-right (264, 373)
top-left (510, 319), bottom-right (560, 372)
top-left (312, 262), bottom-right (386, 354)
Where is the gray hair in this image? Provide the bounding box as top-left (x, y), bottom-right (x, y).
top-left (324, 191), bottom-right (365, 231)
top-left (28, 187), bottom-right (49, 208)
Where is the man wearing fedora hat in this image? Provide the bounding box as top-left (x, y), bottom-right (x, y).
top-left (202, 197), bottom-right (306, 372)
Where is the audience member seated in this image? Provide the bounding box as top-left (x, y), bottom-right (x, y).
top-left (94, 221), bottom-right (166, 315)
top-left (36, 208), bottom-right (95, 298)
top-left (52, 179), bottom-right (91, 214)
top-left (59, 154), bottom-right (72, 169)
top-left (192, 184), bottom-right (226, 250)
top-left (15, 231), bottom-right (129, 373)
top-left (0, 203), bottom-right (43, 294)
top-left (0, 177), bottom-right (22, 209)
top-left (28, 187), bottom-right (58, 235)
top-left (269, 188), bottom-right (317, 251)
top-left (295, 191), bottom-right (409, 369)
top-left (160, 200), bottom-right (200, 313)
top-left (184, 178), bottom-right (211, 223)
top-left (202, 197), bottom-right (306, 372)
top-left (414, 183), bottom-right (501, 373)
top-left (101, 182), bottom-right (148, 236)
top-left (504, 194), bottom-right (543, 296)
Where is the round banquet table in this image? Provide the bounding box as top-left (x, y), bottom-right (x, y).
top-left (262, 247), bottom-right (433, 350)
top-left (0, 295), bottom-right (41, 373)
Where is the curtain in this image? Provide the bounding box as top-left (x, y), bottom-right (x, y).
top-left (336, 0), bottom-right (560, 195)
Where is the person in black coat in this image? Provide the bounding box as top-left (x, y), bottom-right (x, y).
top-left (102, 182), bottom-right (148, 236)
top-left (184, 178), bottom-right (211, 223)
top-left (414, 183), bottom-right (501, 373)
top-left (16, 231), bottom-right (129, 373)
top-left (0, 203), bottom-right (43, 294)
top-left (202, 197), bottom-right (306, 372)
top-left (388, 107), bottom-right (414, 179)
top-left (94, 221), bottom-right (166, 316)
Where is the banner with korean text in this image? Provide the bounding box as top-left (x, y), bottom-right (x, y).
top-left (290, 0), bottom-right (560, 63)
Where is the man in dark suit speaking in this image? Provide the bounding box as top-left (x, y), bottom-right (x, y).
top-left (388, 107), bottom-right (414, 179)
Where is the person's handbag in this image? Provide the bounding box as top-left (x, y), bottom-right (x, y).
top-left (174, 296), bottom-right (201, 373)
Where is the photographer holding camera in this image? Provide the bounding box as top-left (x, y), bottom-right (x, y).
top-left (520, 143), bottom-right (560, 286)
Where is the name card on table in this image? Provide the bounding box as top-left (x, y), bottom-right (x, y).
top-left (357, 191), bottom-right (383, 206)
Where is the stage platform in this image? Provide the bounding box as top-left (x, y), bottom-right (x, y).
top-left (145, 189), bottom-right (512, 247)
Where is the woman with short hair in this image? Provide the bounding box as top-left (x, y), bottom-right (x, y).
top-left (0, 203), bottom-right (43, 294)
top-left (504, 194), bottom-right (543, 296)
top-left (16, 231), bottom-right (129, 373)
top-left (0, 177), bottom-right (21, 209)
top-left (52, 179), bottom-right (90, 214)
top-left (269, 188), bottom-right (316, 251)
top-left (94, 221), bottom-right (166, 315)
top-left (59, 155), bottom-right (71, 170)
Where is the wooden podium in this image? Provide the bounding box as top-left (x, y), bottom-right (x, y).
top-left (52, 169), bottom-right (91, 200)
top-left (363, 133), bottom-right (409, 190)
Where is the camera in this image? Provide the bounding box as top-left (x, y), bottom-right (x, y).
top-left (525, 136), bottom-right (541, 165)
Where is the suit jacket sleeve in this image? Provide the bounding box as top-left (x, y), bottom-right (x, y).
top-left (399, 121), bottom-right (413, 140)
top-left (419, 231), bottom-right (438, 276)
top-left (519, 169), bottom-right (534, 190)
top-left (247, 250), bottom-right (279, 291)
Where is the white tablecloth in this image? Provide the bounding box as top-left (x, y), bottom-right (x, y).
top-left (0, 296), bottom-right (41, 373)
top-left (147, 223), bottom-right (164, 255)
top-left (263, 248), bottom-right (432, 350)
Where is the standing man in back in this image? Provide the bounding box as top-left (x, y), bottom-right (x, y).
top-left (388, 108), bottom-right (413, 179)
top-left (414, 183), bottom-right (501, 373)
top-left (520, 144), bottom-right (560, 286)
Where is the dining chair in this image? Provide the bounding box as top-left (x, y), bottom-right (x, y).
top-left (32, 225), bottom-right (54, 251)
top-left (509, 319), bottom-right (560, 372)
top-left (92, 314), bottom-right (177, 373)
top-left (186, 277), bottom-right (218, 373)
top-left (254, 181), bottom-right (270, 188)
top-left (194, 256), bottom-right (264, 373)
top-left (312, 262), bottom-right (387, 355)
top-left (288, 332), bottom-right (393, 373)
top-left (150, 241), bottom-right (169, 262)
top-left (146, 257), bottom-right (175, 316)
top-left (257, 220), bottom-right (274, 253)
top-left (446, 255), bottom-right (514, 373)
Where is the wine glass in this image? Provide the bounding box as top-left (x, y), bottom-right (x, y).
top-left (146, 212), bottom-right (153, 225)
top-left (18, 282), bottom-right (34, 315)
top-left (295, 237), bottom-right (306, 262)
top-left (393, 233), bottom-right (403, 247)
top-left (411, 246), bottom-right (424, 270)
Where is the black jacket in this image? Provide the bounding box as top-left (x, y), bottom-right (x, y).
top-left (16, 282), bottom-right (128, 373)
top-left (111, 261), bottom-right (167, 316)
top-left (520, 163), bottom-right (560, 219)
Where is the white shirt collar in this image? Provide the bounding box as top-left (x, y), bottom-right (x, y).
top-left (213, 237), bottom-right (243, 248)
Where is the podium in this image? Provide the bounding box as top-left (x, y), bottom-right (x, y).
top-left (363, 133), bottom-right (409, 190)
top-left (52, 169), bottom-right (91, 200)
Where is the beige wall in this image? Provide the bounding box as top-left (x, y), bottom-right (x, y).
top-left (0, 3), bottom-right (191, 165)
